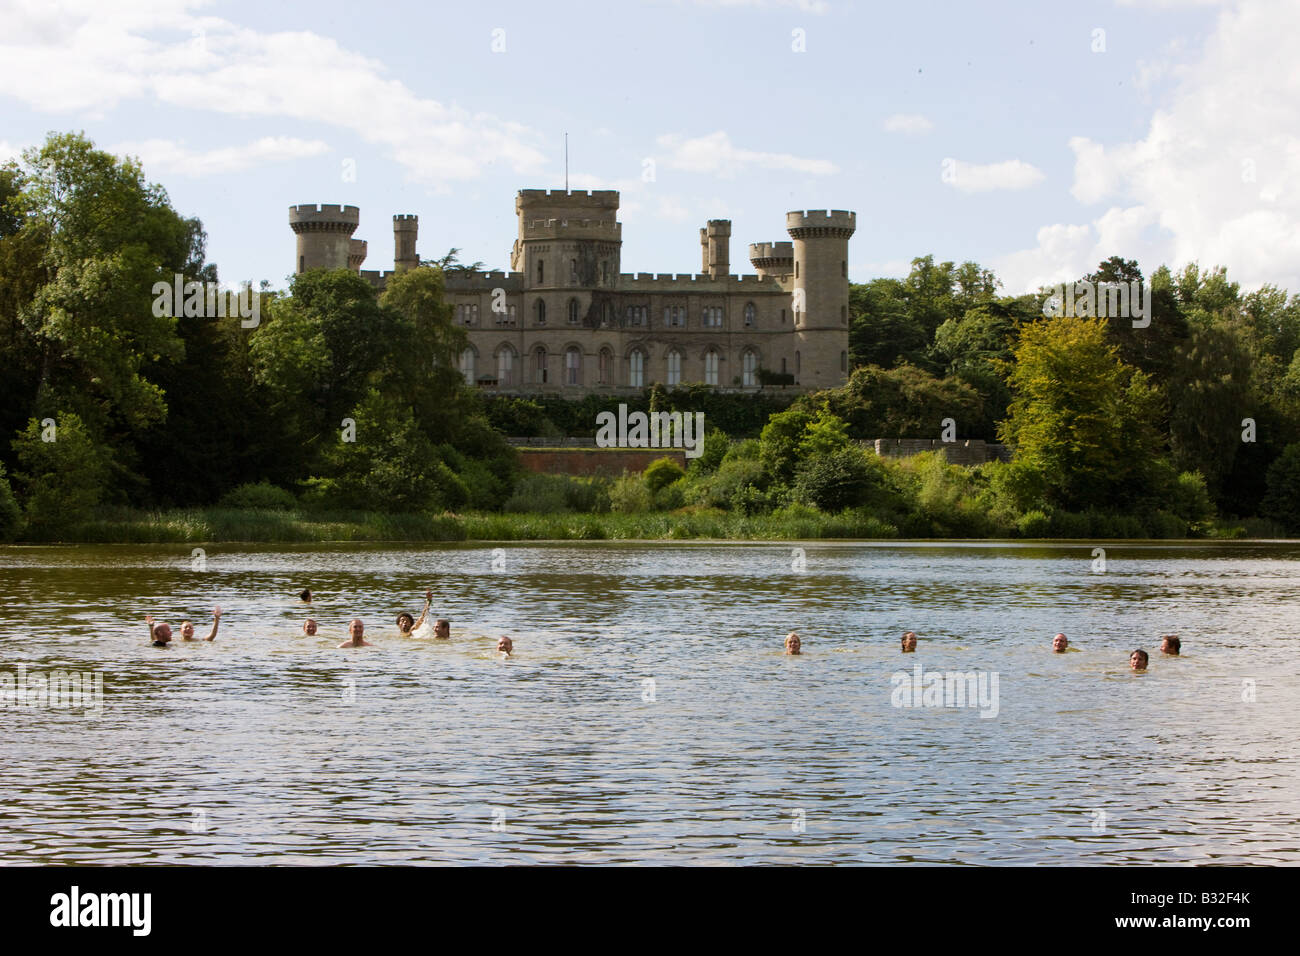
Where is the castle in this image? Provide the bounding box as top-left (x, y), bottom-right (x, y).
top-left (289, 190), bottom-right (855, 395)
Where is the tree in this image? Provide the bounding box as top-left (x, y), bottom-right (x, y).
top-left (999, 315), bottom-right (1164, 510)
top-left (1262, 443), bottom-right (1300, 532)
top-left (11, 412), bottom-right (109, 532)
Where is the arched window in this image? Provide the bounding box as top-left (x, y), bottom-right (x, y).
top-left (666, 349), bottom-right (681, 386)
top-left (568, 298), bottom-right (580, 325)
top-left (704, 350), bottom-right (719, 386)
top-left (535, 298), bottom-right (546, 325)
top-left (497, 345), bottom-right (515, 386)
top-left (533, 346), bottom-right (547, 385)
top-left (629, 348), bottom-right (645, 388)
top-left (742, 351), bottom-right (758, 387)
top-left (459, 348), bottom-right (475, 385)
top-left (598, 347), bottom-right (613, 386)
top-left (744, 302), bottom-right (756, 327)
top-left (565, 347), bottom-right (582, 386)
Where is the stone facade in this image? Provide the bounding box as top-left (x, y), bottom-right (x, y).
top-left (289, 189), bottom-right (856, 396)
top-left (871, 439), bottom-right (1013, 466)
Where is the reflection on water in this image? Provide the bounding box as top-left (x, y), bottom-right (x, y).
top-left (1, 540), bottom-right (1298, 864)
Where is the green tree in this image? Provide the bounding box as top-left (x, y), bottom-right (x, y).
top-left (11, 412), bottom-right (109, 532)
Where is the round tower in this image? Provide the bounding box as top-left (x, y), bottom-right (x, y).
top-left (348, 239), bottom-right (368, 272)
top-left (748, 241), bottom-right (794, 281)
top-left (787, 209), bottom-right (856, 388)
top-left (393, 214), bottom-right (419, 272)
top-left (289, 204), bottom-right (361, 273)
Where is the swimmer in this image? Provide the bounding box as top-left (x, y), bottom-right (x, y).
top-left (180, 606), bottom-right (221, 642)
top-left (398, 590), bottom-right (433, 637)
top-left (302, 619), bottom-right (318, 636)
top-left (1052, 633), bottom-right (1068, 653)
top-left (1130, 649), bottom-right (1149, 671)
top-left (784, 631), bottom-right (801, 655)
top-left (432, 619), bottom-right (450, 640)
top-left (901, 631), bottom-right (917, 653)
top-left (298, 589), bottom-right (312, 603)
top-left (338, 619), bottom-right (371, 649)
top-left (145, 614), bottom-right (172, 647)
top-left (496, 636), bottom-right (513, 658)
top-left (1160, 634), bottom-right (1181, 656)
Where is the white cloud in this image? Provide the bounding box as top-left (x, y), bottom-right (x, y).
top-left (1003, 0), bottom-right (1300, 293)
top-left (0, 0), bottom-right (548, 184)
top-left (0, 140), bottom-right (23, 164)
top-left (111, 136), bottom-right (330, 176)
top-left (657, 131), bottom-right (836, 177)
top-left (943, 158), bottom-right (1046, 193)
top-left (882, 113), bottom-right (933, 134)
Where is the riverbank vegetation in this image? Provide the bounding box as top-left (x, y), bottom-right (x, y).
top-left (3, 132), bottom-right (1300, 544)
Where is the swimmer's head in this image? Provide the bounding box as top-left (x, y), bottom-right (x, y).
top-left (497, 635), bottom-right (513, 655)
top-left (396, 612), bottom-right (415, 633)
top-left (1130, 649), bottom-right (1149, 671)
top-left (151, 622), bottom-right (172, 644)
top-left (180, 620), bottom-right (195, 639)
top-left (434, 619), bottom-right (450, 640)
top-left (785, 631), bottom-right (801, 655)
top-left (302, 619), bottom-right (318, 636)
top-left (1052, 633), bottom-right (1068, 653)
top-left (349, 619), bottom-right (364, 640)
top-left (298, 589), bottom-right (312, 603)
top-left (1160, 635), bottom-right (1180, 655)
top-left (901, 631), bottom-right (917, 653)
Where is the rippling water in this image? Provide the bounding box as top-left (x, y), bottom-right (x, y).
top-left (1, 540), bottom-right (1298, 865)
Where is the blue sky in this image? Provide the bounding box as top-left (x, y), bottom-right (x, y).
top-left (3, 0), bottom-right (1295, 296)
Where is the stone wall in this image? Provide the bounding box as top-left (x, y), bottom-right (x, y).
top-left (870, 438), bottom-right (1012, 466)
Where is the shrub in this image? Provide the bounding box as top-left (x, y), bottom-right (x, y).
top-left (792, 446), bottom-right (884, 513)
top-left (0, 462), bottom-right (20, 541)
top-left (11, 412), bottom-right (109, 532)
top-left (1017, 509), bottom-right (1052, 538)
top-left (610, 473), bottom-right (653, 513)
top-left (1168, 471), bottom-right (1215, 528)
top-left (644, 456), bottom-right (687, 494)
top-left (217, 481), bottom-right (296, 511)
top-left (503, 474), bottom-right (570, 513)
top-left (653, 478), bottom-right (687, 511)
top-left (1261, 443), bottom-right (1300, 533)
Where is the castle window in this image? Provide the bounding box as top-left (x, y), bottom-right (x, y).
top-left (508, 303), bottom-right (517, 326)
top-left (704, 350), bottom-right (719, 386)
top-left (743, 351), bottom-right (757, 387)
top-left (497, 345), bottom-right (515, 386)
top-left (629, 348), bottom-right (645, 388)
top-left (673, 307), bottom-right (685, 327)
top-left (533, 346), bottom-right (548, 384)
top-left (663, 306), bottom-right (671, 327)
top-left (781, 357), bottom-right (787, 374)
top-left (702, 306), bottom-right (722, 328)
top-left (780, 308), bottom-right (786, 323)
top-left (537, 258), bottom-right (545, 284)
top-left (535, 299), bottom-right (547, 325)
top-left (459, 348), bottom-right (475, 385)
top-left (666, 349), bottom-right (681, 386)
top-left (602, 261), bottom-right (608, 283)
top-left (565, 347), bottom-right (582, 386)
top-left (744, 302), bottom-right (755, 327)
top-left (568, 298), bottom-right (580, 325)
top-left (299, 255), bottom-right (305, 273)
top-left (841, 305), bottom-right (847, 325)
top-left (598, 348), bottom-right (613, 386)
top-left (842, 261), bottom-right (847, 278)
top-left (795, 351), bottom-right (801, 377)
top-left (795, 262), bottom-right (799, 279)
top-left (571, 259), bottom-right (577, 282)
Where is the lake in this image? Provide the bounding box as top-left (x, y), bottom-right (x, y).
top-left (1, 540), bottom-right (1297, 865)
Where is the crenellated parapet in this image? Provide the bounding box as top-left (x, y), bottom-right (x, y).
top-left (289, 204), bottom-right (361, 234)
top-left (786, 209), bottom-right (856, 240)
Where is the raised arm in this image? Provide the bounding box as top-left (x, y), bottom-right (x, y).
top-left (145, 614), bottom-right (155, 641)
top-left (412, 589), bottom-right (432, 630)
top-left (204, 606), bottom-right (222, 642)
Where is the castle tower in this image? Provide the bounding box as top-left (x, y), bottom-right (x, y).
top-left (394, 214), bottom-right (419, 272)
top-left (702, 220), bottom-right (730, 278)
top-left (289, 204), bottom-right (361, 273)
top-left (348, 239), bottom-right (368, 272)
top-left (511, 189), bottom-right (622, 291)
top-left (787, 209), bottom-right (856, 388)
top-left (748, 241), bottom-right (794, 281)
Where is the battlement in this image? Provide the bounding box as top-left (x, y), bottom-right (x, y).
top-left (521, 218), bottom-right (623, 241)
top-left (786, 209), bottom-right (856, 236)
top-left (444, 270), bottom-right (523, 290)
top-left (393, 214), bottom-right (418, 227)
top-left (749, 241), bottom-right (794, 260)
top-left (289, 204), bottom-right (361, 230)
top-left (705, 220), bottom-right (731, 235)
top-left (517, 189), bottom-right (620, 207)
top-left (616, 272), bottom-right (785, 289)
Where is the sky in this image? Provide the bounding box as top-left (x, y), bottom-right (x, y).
top-left (2, 0), bottom-right (1297, 297)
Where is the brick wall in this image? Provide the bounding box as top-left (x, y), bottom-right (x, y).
top-left (518, 448), bottom-right (688, 476)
